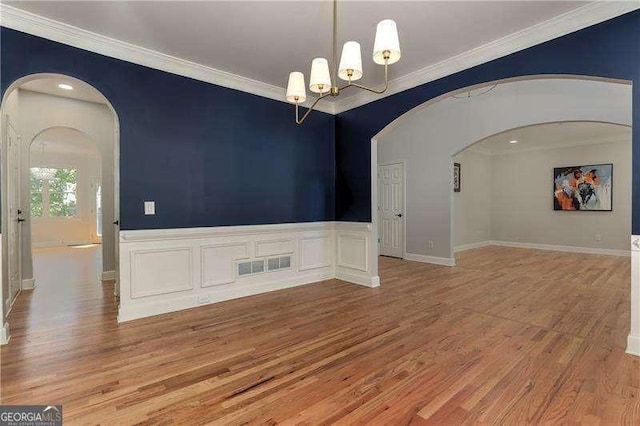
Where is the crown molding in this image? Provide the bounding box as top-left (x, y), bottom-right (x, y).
top-left (0, 4), bottom-right (335, 115)
top-left (333, 1), bottom-right (640, 114)
top-left (2, 2), bottom-right (637, 117)
top-left (479, 134), bottom-right (631, 157)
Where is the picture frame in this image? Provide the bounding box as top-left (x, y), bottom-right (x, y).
top-left (553, 163), bottom-right (613, 211)
top-left (453, 162), bottom-right (461, 193)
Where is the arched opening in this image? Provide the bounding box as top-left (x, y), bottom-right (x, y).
top-left (369, 74), bottom-right (635, 354)
top-left (373, 76), bottom-right (631, 263)
top-left (0, 74), bottom-right (120, 343)
top-left (453, 121), bottom-right (631, 255)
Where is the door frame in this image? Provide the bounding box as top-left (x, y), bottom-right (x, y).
top-left (377, 160), bottom-right (407, 259)
top-left (3, 114), bottom-right (22, 314)
top-left (0, 73), bottom-right (121, 344)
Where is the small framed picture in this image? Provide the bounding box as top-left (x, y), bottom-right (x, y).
top-left (453, 162), bottom-right (461, 192)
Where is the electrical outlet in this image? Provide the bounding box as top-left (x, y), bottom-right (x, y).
top-left (595, 234), bottom-right (602, 241)
top-left (198, 295), bottom-right (210, 304)
top-left (428, 240), bottom-right (434, 249)
top-left (144, 201), bottom-right (155, 215)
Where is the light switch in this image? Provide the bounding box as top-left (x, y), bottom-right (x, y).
top-left (144, 201), bottom-right (155, 215)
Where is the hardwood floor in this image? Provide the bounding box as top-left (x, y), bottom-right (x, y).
top-left (1, 246), bottom-right (638, 424)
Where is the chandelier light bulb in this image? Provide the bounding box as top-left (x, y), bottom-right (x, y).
top-left (286, 72), bottom-right (307, 104)
top-left (338, 41), bottom-right (363, 81)
top-left (373, 19), bottom-right (401, 65)
top-left (309, 58), bottom-right (332, 94)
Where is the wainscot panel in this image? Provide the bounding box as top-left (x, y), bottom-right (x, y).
top-left (118, 222), bottom-right (377, 322)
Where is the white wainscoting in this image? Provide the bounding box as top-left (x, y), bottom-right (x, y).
top-left (628, 235), bottom-right (640, 357)
top-left (118, 221), bottom-right (377, 322)
top-left (335, 222), bottom-right (379, 288)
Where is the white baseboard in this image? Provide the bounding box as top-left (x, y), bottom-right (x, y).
top-left (22, 278), bottom-right (35, 290)
top-left (454, 240), bottom-right (492, 253)
top-left (490, 240), bottom-right (630, 257)
top-left (626, 334), bottom-right (640, 357)
top-left (404, 253), bottom-right (456, 267)
top-left (118, 271), bottom-right (331, 322)
top-left (335, 270), bottom-right (380, 288)
top-left (101, 270), bottom-right (116, 281)
top-left (1, 322), bottom-right (10, 345)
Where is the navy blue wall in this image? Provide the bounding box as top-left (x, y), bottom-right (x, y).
top-left (336, 11), bottom-right (640, 233)
top-left (1, 28), bottom-right (335, 230)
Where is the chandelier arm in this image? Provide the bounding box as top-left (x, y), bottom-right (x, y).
top-left (295, 92), bottom-right (333, 125)
top-left (347, 61), bottom-right (389, 94)
top-left (332, 0), bottom-right (338, 86)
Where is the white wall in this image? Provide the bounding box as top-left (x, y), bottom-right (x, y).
top-left (452, 149), bottom-right (491, 248)
top-left (376, 78), bottom-right (632, 261)
top-left (490, 140), bottom-right (631, 251)
top-left (16, 89), bottom-right (115, 278)
top-left (30, 148), bottom-right (101, 247)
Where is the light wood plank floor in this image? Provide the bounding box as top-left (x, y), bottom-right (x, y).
top-left (1, 246), bottom-right (638, 424)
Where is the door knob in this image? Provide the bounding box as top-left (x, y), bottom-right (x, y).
top-left (395, 213), bottom-right (403, 218)
top-left (113, 220), bottom-right (119, 225)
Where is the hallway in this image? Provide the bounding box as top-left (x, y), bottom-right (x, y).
top-left (4, 245), bottom-right (116, 353)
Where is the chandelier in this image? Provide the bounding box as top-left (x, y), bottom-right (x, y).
top-left (31, 167), bottom-right (57, 180)
top-left (31, 142), bottom-right (57, 180)
top-left (286, 0), bottom-right (401, 124)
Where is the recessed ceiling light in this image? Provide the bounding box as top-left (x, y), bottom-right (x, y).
top-left (509, 140), bottom-right (518, 144)
top-left (58, 83), bottom-right (74, 90)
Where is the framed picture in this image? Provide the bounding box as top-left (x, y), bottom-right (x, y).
top-left (453, 163), bottom-right (461, 192)
top-left (553, 163), bottom-right (612, 211)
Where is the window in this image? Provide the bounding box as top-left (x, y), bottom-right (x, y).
top-left (30, 168), bottom-right (78, 218)
top-left (30, 174), bottom-right (44, 217)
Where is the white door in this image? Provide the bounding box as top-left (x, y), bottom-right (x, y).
top-left (378, 162), bottom-right (404, 258)
top-left (6, 116), bottom-right (22, 305)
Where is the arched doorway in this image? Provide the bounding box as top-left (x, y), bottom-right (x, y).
top-left (369, 75), bottom-right (635, 355)
top-left (452, 121), bottom-right (631, 254)
top-left (373, 76), bottom-right (631, 263)
top-left (0, 74), bottom-right (120, 343)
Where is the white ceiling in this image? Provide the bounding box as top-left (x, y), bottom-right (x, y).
top-left (5, 1), bottom-right (591, 102)
top-left (471, 121), bottom-right (631, 156)
top-left (21, 78), bottom-right (109, 105)
top-left (31, 127), bottom-right (100, 156)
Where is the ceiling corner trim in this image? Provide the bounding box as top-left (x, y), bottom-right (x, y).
top-left (0, 4), bottom-right (335, 114)
top-left (333, 1), bottom-right (640, 114)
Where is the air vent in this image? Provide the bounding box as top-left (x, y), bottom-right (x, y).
top-left (238, 257), bottom-right (290, 277)
top-left (238, 261), bottom-right (253, 276)
top-left (267, 256), bottom-right (291, 272)
top-left (251, 260), bottom-right (264, 274)
top-left (267, 258), bottom-right (280, 271)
